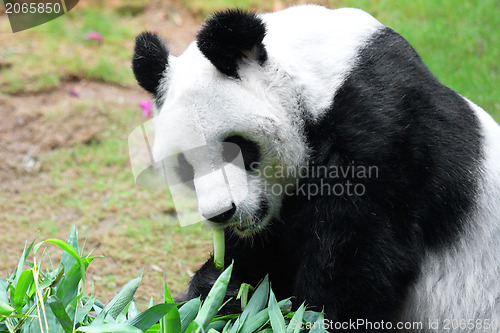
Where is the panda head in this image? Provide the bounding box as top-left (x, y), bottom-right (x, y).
top-left (132, 10), bottom-right (308, 236)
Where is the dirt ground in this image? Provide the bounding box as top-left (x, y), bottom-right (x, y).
top-left (0, 1), bottom-right (211, 307)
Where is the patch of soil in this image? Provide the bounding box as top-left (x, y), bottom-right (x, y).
top-left (80, 0), bottom-right (200, 55)
top-left (0, 81), bottom-right (148, 183)
top-left (137, 1), bottom-right (200, 56)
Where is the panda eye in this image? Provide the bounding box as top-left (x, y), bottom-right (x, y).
top-left (176, 153), bottom-right (195, 189)
top-left (223, 135), bottom-right (260, 171)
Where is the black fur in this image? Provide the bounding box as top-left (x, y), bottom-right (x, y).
top-left (223, 135), bottom-right (261, 171)
top-left (196, 9), bottom-right (267, 78)
top-left (187, 27), bottom-right (483, 331)
top-left (132, 32), bottom-right (169, 96)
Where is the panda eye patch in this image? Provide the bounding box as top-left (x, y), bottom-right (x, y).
top-left (223, 135), bottom-right (260, 171)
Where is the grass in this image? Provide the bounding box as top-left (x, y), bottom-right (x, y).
top-left (0, 7), bottom-right (140, 94)
top-left (337, 0), bottom-right (500, 120)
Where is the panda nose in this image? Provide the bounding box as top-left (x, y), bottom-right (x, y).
top-left (204, 202), bottom-right (236, 223)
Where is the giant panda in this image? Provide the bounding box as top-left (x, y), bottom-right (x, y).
top-left (131, 5), bottom-right (500, 332)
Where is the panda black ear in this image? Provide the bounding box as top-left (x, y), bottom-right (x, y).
top-left (132, 32), bottom-right (169, 96)
top-left (196, 9), bottom-right (267, 78)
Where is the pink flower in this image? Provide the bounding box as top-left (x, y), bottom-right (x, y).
top-left (140, 100), bottom-right (152, 119)
top-left (68, 89), bottom-right (79, 97)
top-left (84, 31), bottom-right (103, 44)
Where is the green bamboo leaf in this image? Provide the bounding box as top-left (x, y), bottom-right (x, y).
top-left (0, 300), bottom-right (14, 322)
top-left (3, 313), bottom-right (32, 319)
top-left (34, 239), bottom-right (82, 270)
top-left (268, 290), bottom-right (286, 333)
top-left (228, 276), bottom-right (269, 333)
top-left (13, 270), bottom-right (33, 314)
top-left (239, 308), bottom-right (268, 333)
top-left (116, 302), bottom-right (132, 323)
top-left (308, 310), bottom-right (326, 333)
top-left (14, 302), bottom-right (38, 331)
top-left (207, 329), bottom-right (220, 333)
top-left (184, 321), bottom-right (196, 333)
top-left (93, 298), bottom-right (105, 310)
top-left (211, 313), bottom-right (240, 321)
top-left (145, 323), bottom-right (160, 332)
top-left (38, 268), bottom-right (64, 289)
top-left (27, 304), bottom-right (59, 333)
top-left (278, 298), bottom-right (292, 309)
top-left (161, 280), bottom-right (181, 333)
top-left (286, 303), bottom-right (306, 333)
top-left (232, 297), bottom-right (289, 333)
top-left (221, 320), bottom-right (232, 333)
top-left (236, 283), bottom-right (254, 311)
top-left (207, 320), bottom-right (227, 331)
top-left (56, 257), bottom-right (93, 307)
top-left (78, 323), bottom-right (143, 332)
top-left (60, 224), bottom-right (79, 273)
top-left (126, 303), bottom-right (176, 331)
top-left (163, 280), bottom-right (175, 303)
top-left (302, 311), bottom-right (321, 324)
top-left (12, 240), bottom-right (35, 286)
top-left (74, 298), bottom-right (95, 324)
top-left (242, 276), bottom-right (269, 317)
top-left (35, 238), bottom-right (86, 288)
top-left (194, 263), bottom-right (233, 331)
top-left (47, 295), bottom-right (73, 333)
top-left (0, 279), bottom-right (8, 304)
top-left (227, 313), bottom-right (248, 333)
top-left (27, 276), bottom-right (37, 299)
top-left (179, 297), bottom-right (201, 333)
top-left (128, 299), bottom-right (139, 319)
top-left (99, 271), bottom-right (143, 321)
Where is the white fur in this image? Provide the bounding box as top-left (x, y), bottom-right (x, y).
top-left (400, 100), bottom-right (500, 331)
top-left (261, 6), bottom-right (383, 120)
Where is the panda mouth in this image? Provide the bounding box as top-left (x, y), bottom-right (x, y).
top-left (236, 221), bottom-right (261, 232)
top-left (235, 201), bottom-right (269, 233)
